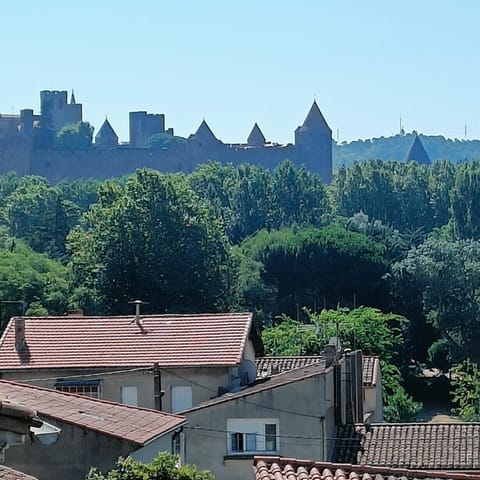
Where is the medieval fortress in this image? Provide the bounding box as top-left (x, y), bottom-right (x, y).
top-left (0, 90), bottom-right (333, 183)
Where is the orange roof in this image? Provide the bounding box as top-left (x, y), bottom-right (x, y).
top-left (254, 457), bottom-right (477, 480)
top-left (0, 465), bottom-right (38, 480)
top-left (0, 313), bottom-right (254, 369)
top-left (0, 380), bottom-right (185, 446)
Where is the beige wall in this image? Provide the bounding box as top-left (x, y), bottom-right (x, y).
top-left (3, 418), bottom-right (173, 480)
top-left (184, 367), bottom-right (337, 480)
top-left (364, 366), bottom-right (383, 423)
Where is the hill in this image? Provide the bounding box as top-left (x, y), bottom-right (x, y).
top-left (333, 132), bottom-right (480, 168)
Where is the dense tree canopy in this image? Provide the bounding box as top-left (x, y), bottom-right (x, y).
top-left (68, 169), bottom-right (231, 314)
top-left (56, 121), bottom-right (94, 150)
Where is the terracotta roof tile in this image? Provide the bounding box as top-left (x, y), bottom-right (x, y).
top-left (255, 355), bottom-right (378, 387)
top-left (0, 466), bottom-right (38, 480)
top-left (0, 313), bottom-right (253, 369)
top-left (333, 423), bottom-right (480, 470)
top-left (253, 457), bottom-right (478, 480)
top-left (0, 380), bottom-right (186, 446)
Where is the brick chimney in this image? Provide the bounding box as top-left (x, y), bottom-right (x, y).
top-left (14, 318), bottom-right (26, 351)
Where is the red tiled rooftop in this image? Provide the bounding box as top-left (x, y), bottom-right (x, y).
top-left (255, 355), bottom-right (379, 387)
top-left (333, 423), bottom-right (480, 470)
top-left (253, 457), bottom-right (478, 480)
top-left (0, 380), bottom-right (186, 446)
top-left (0, 313), bottom-right (253, 369)
top-left (0, 466), bottom-right (38, 480)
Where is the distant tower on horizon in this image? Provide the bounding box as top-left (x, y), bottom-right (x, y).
top-left (404, 134), bottom-right (431, 165)
top-left (294, 100), bottom-right (332, 183)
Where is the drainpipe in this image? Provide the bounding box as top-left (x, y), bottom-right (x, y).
top-left (319, 416), bottom-right (326, 459)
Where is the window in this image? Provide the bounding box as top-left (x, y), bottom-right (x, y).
top-left (171, 386), bottom-right (192, 413)
top-left (55, 379), bottom-right (101, 399)
top-left (121, 386), bottom-right (138, 406)
top-left (227, 418), bottom-right (279, 454)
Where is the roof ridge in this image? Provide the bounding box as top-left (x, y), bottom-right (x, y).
top-left (0, 379), bottom-right (185, 419)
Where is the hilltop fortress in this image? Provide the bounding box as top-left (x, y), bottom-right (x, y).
top-left (0, 90), bottom-right (332, 183)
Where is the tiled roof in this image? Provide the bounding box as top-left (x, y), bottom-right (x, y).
top-left (184, 361), bottom-right (328, 413)
top-left (362, 356), bottom-right (379, 387)
top-left (0, 380), bottom-right (186, 446)
top-left (333, 423), bottom-right (480, 470)
top-left (255, 355), bottom-right (379, 387)
top-left (0, 313), bottom-right (253, 369)
top-left (0, 466), bottom-right (38, 480)
top-left (253, 457), bottom-right (477, 480)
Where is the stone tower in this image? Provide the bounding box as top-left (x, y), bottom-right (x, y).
top-left (294, 101), bottom-right (332, 183)
top-left (95, 118), bottom-right (119, 147)
top-left (247, 123), bottom-right (266, 147)
top-left (40, 90), bottom-right (82, 132)
top-left (404, 134), bottom-right (431, 165)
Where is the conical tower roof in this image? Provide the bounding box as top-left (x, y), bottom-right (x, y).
top-left (95, 118), bottom-right (118, 146)
top-left (247, 123), bottom-right (266, 146)
top-left (299, 100), bottom-right (331, 133)
top-left (192, 119), bottom-right (218, 142)
top-left (404, 134), bottom-right (430, 165)
top-left (70, 90), bottom-right (76, 105)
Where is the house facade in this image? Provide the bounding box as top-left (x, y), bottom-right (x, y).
top-left (182, 350), bottom-right (364, 480)
top-left (0, 312), bottom-right (261, 413)
top-left (0, 380), bottom-right (186, 480)
top-left (256, 354), bottom-right (383, 423)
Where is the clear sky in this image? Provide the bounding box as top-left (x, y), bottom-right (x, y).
top-left (1, 1), bottom-right (478, 144)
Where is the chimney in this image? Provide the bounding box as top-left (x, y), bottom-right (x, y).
top-left (14, 318), bottom-right (26, 351)
top-left (324, 344), bottom-right (336, 368)
top-left (130, 300), bottom-right (148, 326)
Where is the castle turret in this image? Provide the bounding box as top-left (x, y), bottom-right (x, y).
top-left (294, 101), bottom-right (332, 183)
top-left (404, 134), bottom-right (431, 165)
top-left (247, 123), bottom-right (266, 147)
top-left (95, 118), bottom-right (118, 147)
top-left (129, 111), bottom-right (165, 147)
top-left (40, 90), bottom-right (82, 133)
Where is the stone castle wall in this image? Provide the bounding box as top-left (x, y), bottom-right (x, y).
top-left (0, 140), bottom-right (328, 184)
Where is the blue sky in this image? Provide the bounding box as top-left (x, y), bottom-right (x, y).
top-left (1, 1), bottom-right (478, 143)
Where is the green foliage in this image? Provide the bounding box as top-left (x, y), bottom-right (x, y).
top-left (262, 317), bottom-right (318, 355)
top-left (68, 169), bottom-right (231, 314)
top-left (145, 133), bottom-right (187, 149)
top-left (451, 359), bottom-right (480, 421)
top-left (0, 239), bottom-right (68, 328)
top-left (85, 452), bottom-right (214, 480)
top-left (427, 338), bottom-right (451, 372)
top-left (56, 121), bottom-right (93, 150)
top-left (391, 237), bottom-right (480, 362)
top-left (238, 226), bottom-right (388, 317)
top-left (261, 307), bottom-right (421, 422)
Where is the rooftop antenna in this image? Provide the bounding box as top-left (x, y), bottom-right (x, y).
top-left (465, 124), bottom-right (468, 139)
top-left (129, 299), bottom-right (149, 325)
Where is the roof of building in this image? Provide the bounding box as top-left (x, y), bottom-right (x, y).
top-left (404, 134), bottom-right (431, 164)
top-left (0, 312), bottom-right (255, 370)
top-left (0, 466), bottom-right (38, 480)
top-left (255, 355), bottom-right (379, 387)
top-left (298, 100), bottom-right (331, 133)
top-left (0, 380), bottom-right (185, 446)
top-left (333, 423), bottom-right (480, 470)
top-left (184, 360), bottom-right (328, 413)
top-left (192, 119), bottom-right (218, 142)
top-left (95, 118), bottom-right (118, 142)
top-left (247, 123), bottom-right (266, 146)
top-left (253, 457), bottom-right (478, 480)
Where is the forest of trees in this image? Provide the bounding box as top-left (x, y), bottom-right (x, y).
top-left (2, 158), bottom-right (480, 420)
top-left (333, 132), bottom-right (480, 167)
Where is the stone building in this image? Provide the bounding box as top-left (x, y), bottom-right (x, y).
top-left (0, 90), bottom-right (333, 183)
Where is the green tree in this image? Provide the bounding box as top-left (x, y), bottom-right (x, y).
top-left (86, 452), bottom-right (214, 480)
top-left (262, 307), bottom-right (421, 422)
top-left (238, 226), bottom-right (388, 318)
top-left (451, 359), bottom-right (480, 421)
top-left (0, 239), bottom-right (68, 329)
top-left (56, 121), bottom-right (93, 150)
top-left (391, 237), bottom-right (480, 363)
top-left (68, 169), bottom-right (231, 314)
top-left (145, 133), bottom-right (187, 149)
